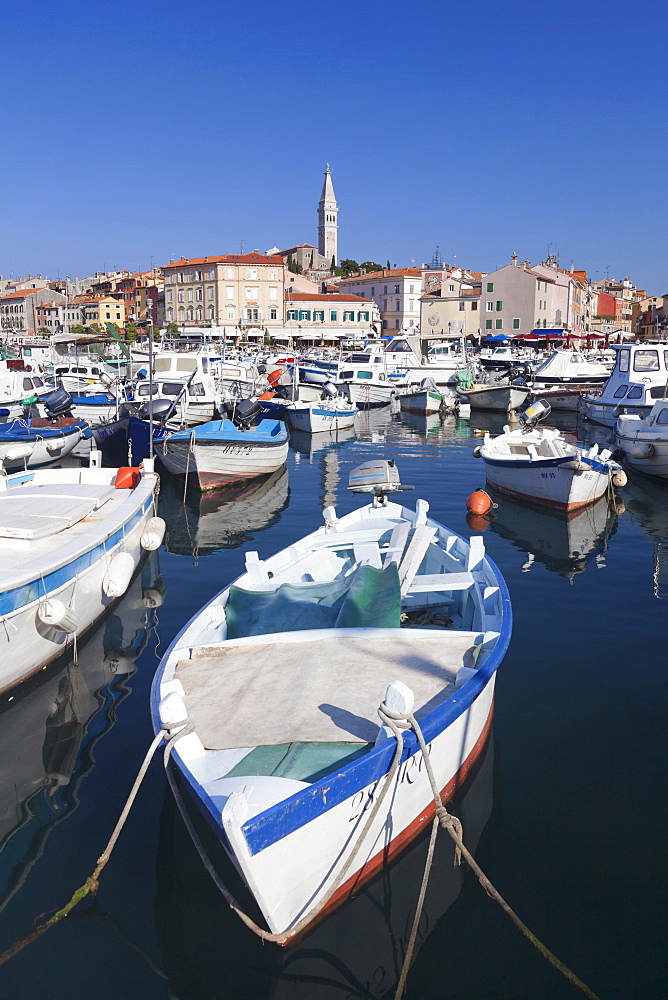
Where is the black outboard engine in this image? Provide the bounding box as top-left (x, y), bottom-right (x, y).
top-left (41, 389), bottom-right (74, 419)
top-left (230, 397), bottom-right (262, 429)
top-left (137, 398), bottom-right (174, 423)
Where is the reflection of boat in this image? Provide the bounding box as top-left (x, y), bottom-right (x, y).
top-left (616, 475), bottom-right (668, 597)
top-left (489, 492), bottom-right (618, 581)
top-left (288, 425), bottom-right (356, 459)
top-left (160, 468), bottom-right (290, 556)
top-left (0, 555), bottom-right (163, 912)
top-left (155, 732), bottom-right (495, 1000)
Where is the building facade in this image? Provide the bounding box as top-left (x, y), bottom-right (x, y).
top-left (283, 291), bottom-right (379, 343)
top-left (479, 260), bottom-right (556, 337)
top-left (420, 273), bottom-right (482, 338)
top-left (318, 165), bottom-right (338, 267)
top-left (162, 253), bottom-right (285, 334)
top-left (337, 267), bottom-right (422, 331)
top-left (0, 287), bottom-right (65, 336)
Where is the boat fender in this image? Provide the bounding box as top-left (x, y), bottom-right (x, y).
top-left (267, 368), bottom-right (285, 386)
top-left (472, 445), bottom-right (482, 458)
top-left (140, 516), bottom-right (166, 551)
top-left (114, 466), bottom-right (142, 489)
top-left (142, 587), bottom-right (165, 608)
top-left (103, 552), bottom-right (136, 598)
top-left (37, 599), bottom-right (80, 633)
top-left (45, 437), bottom-right (66, 454)
top-left (258, 391), bottom-right (275, 401)
top-left (5, 443), bottom-right (33, 462)
top-left (466, 489), bottom-right (493, 515)
top-left (612, 469), bottom-right (627, 488)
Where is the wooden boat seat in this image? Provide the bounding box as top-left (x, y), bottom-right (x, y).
top-left (0, 484), bottom-right (116, 540)
top-left (176, 628), bottom-right (487, 749)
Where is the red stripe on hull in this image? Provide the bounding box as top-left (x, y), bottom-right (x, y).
top-left (281, 700), bottom-right (495, 946)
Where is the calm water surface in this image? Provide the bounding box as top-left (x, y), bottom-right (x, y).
top-left (0, 407), bottom-right (666, 1000)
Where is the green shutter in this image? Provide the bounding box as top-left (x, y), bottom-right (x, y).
top-left (485, 319), bottom-right (493, 329)
top-left (496, 300), bottom-right (503, 311)
top-left (486, 282), bottom-right (494, 293)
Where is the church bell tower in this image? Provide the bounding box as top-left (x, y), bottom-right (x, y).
top-left (318, 164), bottom-right (338, 268)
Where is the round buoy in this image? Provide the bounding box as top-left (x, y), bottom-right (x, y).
top-left (466, 512), bottom-right (491, 532)
top-left (466, 489), bottom-right (493, 515)
top-left (612, 469), bottom-right (627, 488)
top-left (472, 445), bottom-right (482, 458)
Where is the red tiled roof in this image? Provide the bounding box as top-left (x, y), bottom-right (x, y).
top-left (284, 292), bottom-right (371, 302)
top-left (340, 268), bottom-right (421, 282)
top-left (0, 288), bottom-right (41, 300)
top-left (161, 253), bottom-right (283, 269)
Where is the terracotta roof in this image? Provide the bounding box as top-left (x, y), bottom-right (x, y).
top-left (161, 253), bottom-right (283, 269)
top-left (284, 292), bottom-right (371, 302)
top-left (340, 268), bottom-right (422, 282)
top-left (0, 288), bottom-right (41, 300)
top-left (279, 245), bottom-right (318, 254)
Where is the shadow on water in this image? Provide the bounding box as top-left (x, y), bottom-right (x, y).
top-left (153, 735), bottom-right (496, 1000)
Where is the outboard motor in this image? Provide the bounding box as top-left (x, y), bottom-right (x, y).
top-left (519, 398), bottom-right (551, 430)
top-left (420, 376), bottom-right (438, 391)
top-left (137, 398), bottom-right (174, 423)
top-left (230, 397), bottom-right (262, 429)
top-left (321, 381), bottom-right (339, 399)
top-left (41, 389), bottom-right (74, 419)
top-left (348, 460), bottom-right (414, 506)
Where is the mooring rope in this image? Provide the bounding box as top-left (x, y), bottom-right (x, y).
top-left (0, 710), bottom-right (603, 1000)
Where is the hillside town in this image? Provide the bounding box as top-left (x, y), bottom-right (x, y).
top-left (1, 167), bottom-right (666, 349)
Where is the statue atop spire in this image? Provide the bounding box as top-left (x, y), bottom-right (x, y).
top-left (318, 165), bottom-right (338, 266)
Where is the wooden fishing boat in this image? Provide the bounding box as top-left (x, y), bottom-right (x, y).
top-left (475, 400), bottom-right (625, 511)
top-left (152, 460), bottom-right (511, 941)
top-left (398, 378), bottom-right (444, 415)
top-left (0, 455), bottom-right (163, 693)
top-left (0, 415), bottom-right (88, 470)
top-left (159, 407), bottom-right (289, 490)
top-left (283, 393), bottom-right (357, 433)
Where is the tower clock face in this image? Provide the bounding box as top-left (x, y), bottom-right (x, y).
top-left (428, 313), bottom-right (440, 326)
top-left (428, 276), bottom-right (438, 285)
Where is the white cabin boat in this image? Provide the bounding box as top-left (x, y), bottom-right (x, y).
top-left (152, 460), bottom-right (511, 941)
top-left (615, 398), bottom-right (668, 479)
top-left (531, 349), bottom-right (609, 389)
top-left (284, 394), bottom-right (358, 434)
top-left (579, 343), bottom-right (668, 427)
top-left (0, 456), bottom-right (163, 693)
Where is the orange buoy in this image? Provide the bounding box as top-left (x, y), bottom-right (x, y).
top-left (258, 391), bottom-right (275, 400)
top-left (466, 489), bottom-right (493, 515)
top-left (267, 368), bottom-right (285, 385)
top-left (466, 512), bottom-right (491, 532)
top-left (114, 466), bottom-right (142, 489)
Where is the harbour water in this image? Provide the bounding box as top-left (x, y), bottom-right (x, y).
top-left (0, 406), bottom-right (666, 999)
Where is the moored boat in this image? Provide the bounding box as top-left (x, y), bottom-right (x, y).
top-left (0, 454), bottom-right (163, 693)
top-left (398, 378), bottom-right (444, 415)
top-left (152, 459), bottom-right (511, 941)
top-left (475, 400), bottom-right (624, 511)
top-left (457, 381), bottom-right (530, 412)
top-left (579, 343), bottom-right (668, 427)
top-left (615, 398), bottom-right (668, 479)
top-left (283, 392), bottom-right (357, 433)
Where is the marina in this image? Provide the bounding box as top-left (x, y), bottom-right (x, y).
top-left (0, 404), bottom-right (664, 998)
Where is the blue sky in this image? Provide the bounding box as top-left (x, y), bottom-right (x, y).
top-left (2, 0), bottom-right (666, 290)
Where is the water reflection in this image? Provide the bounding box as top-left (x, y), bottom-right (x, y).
top-left (160, 468), bottom-right (290, 557)
top-left (289, 425), bottom-right (356, 459)
top-left (154, 735), bottom-right (495, 1000)
top-left (489, 492), bottom-right (618, 581)
top-left (398, 411), bottom-right (472, 443)
top-left (0, 555), bottom-right (163, 912)
top-left (617, 474), bottom-right (668, 599)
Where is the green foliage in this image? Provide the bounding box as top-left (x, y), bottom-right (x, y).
top-left (70, 325), bottom-right (85, 336)
top-left (166, 322), bottom-right (179, 333)
top-left (124, 322), bottom-right (138, 342)
top-left (360, 261), bottom-right (382, 274)
top-left (287, 254), bottom-right (302, 274)
top-left (38, 327), bottom-right (50, 335)
top-left (386, 260), bottom-right (391, 269)
top-left (339, 259), bottom-right (359, 276)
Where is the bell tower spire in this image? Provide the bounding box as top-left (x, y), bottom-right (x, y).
top-left (318, 164), bottom-right (338, 267)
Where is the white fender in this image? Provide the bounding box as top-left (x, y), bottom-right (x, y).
top-left (5, 444), bottom-right (33, 462)
top-left (612, 469), bottom-right (628, 487)
top-left (37, 599), bottom-right (80, 633)
top-left (45, 437), bottom-right (66, 453)
top-left (140, 516), bottom-right (166, 551)
top-left (103, 551), bottom-right (136, 598)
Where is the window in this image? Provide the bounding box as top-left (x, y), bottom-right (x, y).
top-left (358, 311), bottom-right (369, 321)
top-left (357, 370), bottom-right (373, 378)
top-left (330, 310), bottom-right (338, 321)
top-left (209, 305), bottom-right (215, 319)
top-left (196, 288), bottom-right (203, 301)
top-left (167, 291), bottom-right (173, 303)
top-left (486, 302), bottom-right (493, 312)
top-left (246, 269), bottom-right (257, 280)
top-left (459, 302), bottom-right (465, 311)
top-left (613, 384), bottom-right (629, 398)
top-left (299, 310), bottom-right (311, 321)
top-left (409, 284), bottom-right (415, 293)
top-left (485, 319), bottom-right (493, 330)
top-left (269, 269), bottom-right (277, 280)
top-left (343, 310), bottom-right (355, 321)
top-left (226, 268), bottom-right (234, 279)
top-left (512, 318), bottom-right (520, 329)
top-left (269, 287), bottom-right (277, 301)
top-left (226, 287), bottom-right (234, 300)
top-left (495, 319), bottom-right (503, 329)
top-left (226, 306), bottom-right (234, 319)
top-left (395, 300), bottom-right (400, 311)
top-left (208, 270), bottom-right (215, 280)
top-left (656, 408), bottom-right (668, 425)
top-left (208, 286), bottom-right (214, 300)
top-left (270, 308), bottom-right (277, 320)
top-left (626, 385), bottom-right (643, 399)
top-left (618, 350), bottom-right (629, 373)
top-left (486, 282), bottom-right (494, 293)
top-left (188, 289), bottom-right (193, 301)
top-left (633, 349), bottom-right (659, 371)
top-left (188, 382), bottom-right (205, 397)
top-left (449, 284), bottom-right (455, 292)
top-left (383, 285), bottom-right (388, 294)
top-left (245, 287), bottom-right (258, 301)
top-left (394, 284), bottom-right (400, 294)
top-left (371, 287), bottom-right (375, 295)
top-left (395, 319), bottom-right (400, 328)
top-left (383, 300), bottom-right (387, 310)
top-left (313, 310), bottom-right (324, 321)
top-left (471, 302), bottom-right (478, 311)
top-left (496, 300), bottom-right (503, 311)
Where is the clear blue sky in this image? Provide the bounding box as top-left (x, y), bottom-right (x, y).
top-left (2, 0), bottom-right (666, 291)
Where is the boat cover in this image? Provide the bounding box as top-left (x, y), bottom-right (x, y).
top-left (224, 562), bottom-right (401, 640)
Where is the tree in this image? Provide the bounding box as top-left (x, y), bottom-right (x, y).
top-left (386, 260), bottom-right (391, 269)
top-left (309, 252), bottom-right (313, 269)
top-left (38, 327), bottom-right (50, 335)
top-left (71, 324), bottom-right (85, 336)
top-left (339, 259), bottom-right (359, 276)
top-left (125, 321), bottom-right (138, 342)
top-left (166, 322), bottom-right (179, 334)
top-left (360, 261), bottom-right (382, 274)
top-left (287, 254), bottom-right (302, 274)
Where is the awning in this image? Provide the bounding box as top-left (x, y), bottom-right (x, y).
top-left (483, 334), bottom-right (511, 342)
top-left (512, 330), bottom-right (566, 341)
top-left (51, 331), bottom-right (116, 345)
